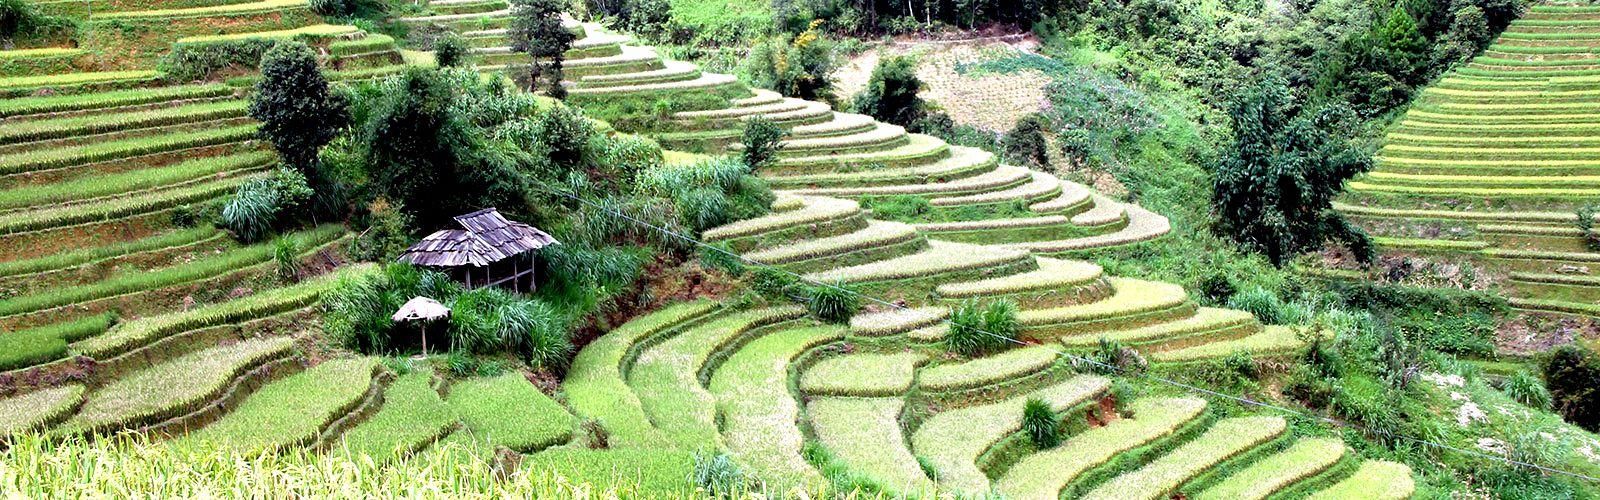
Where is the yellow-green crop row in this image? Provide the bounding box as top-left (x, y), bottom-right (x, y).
top-left (701, 196), bottom-right (860, 241)
top-left (936, 257), bottom-right (1102, 298)
top-left (563, 300), bottom-right (718, 448)
top-left (1333, 201), bottom-right (1572, 223)
top-left (795, 163), bottom-right (1028, 197)
top-left (1080, 416), bottom-right (1287, 500)
top-left (329, 34), bottom-right (398, 57)
top-left (0, 151), bottom-right (273, 211)
top-left (0, 225), bottom-right (343, 319)
top-left (175, 24), bottom-right (356, 45)
top-left (0, 226), bottom-right (221, 279)
top-left (180, 357), bottom-right (379, 454)
top-left (777, 135), bottom-right (949, 169)
top-left (995, 397), bottom-right (1208, 500)
top-left (799, 352), bottom-right (926, 396)
top-left (805, 397), bottom-right (934, 497)
top-left (805, 240), bottom-right (1032, 284)
top-left (931, 171), bottom-right (1061, 207)
top-left (94, 0), bottom-right (308, 19)
top-left (1348, 181), bottom-right (1600, 198)
top-left (0, 84), bottom-right (234, 118)
top-left (1196, 438), bottom-right (1347, 500)
top-left (1060, 307), bottom-right (1256, 347)
top-left (0, 100), bottom-right (248, 145)
top-left (59, 336), bottom-right (295, 435)
top-left (0, 385), bottom-right (85, 438)
top-left (1150, 326), bottom-right (1304, 363)
top-left (72, 261), bottom-right (367, 359)
top-left (847, 306), bottom-right (946, 337)
top-left (445, 372), bottom-right (575, 452)
top-left (0, 173), bottom-right (257, 235)
top-left (745, 220), bottom-right (920, 265)
top-left (1371, 237), bottom-right (1491, 252)
top-left (708, 325), bottom-right (842, 484)
top-left (1306, 461), bottom-right (1415, 500)
top-left (0, 123), bottom-right (258, 175)
top-left (911, 375), bottom-right (1110, 494)
top-left (1016, 278), bottom-right (1188, 327)
top-left (918, 345), bottom-right (1058, 392)
top-left (0, 71), bottom-right (160, 93)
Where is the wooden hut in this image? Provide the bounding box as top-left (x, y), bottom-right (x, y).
top-left (396, 208), bottom-right (558, 292)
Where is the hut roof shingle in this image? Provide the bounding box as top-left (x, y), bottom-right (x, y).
top-left (397, 208), bottom-right (557, 267)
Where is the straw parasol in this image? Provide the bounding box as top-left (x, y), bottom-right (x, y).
top-left (393, 296), bottom-right (450, 356)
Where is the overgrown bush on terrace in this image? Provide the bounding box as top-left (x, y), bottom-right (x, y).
top-left (743, 21), bottom-right (838, 102)
top-left (250, 41), bottom-right (350, 174)
top-left (945, 299), bottom-right (1017, 356)
top-left (220, 169), bottom-right (314, 243)
top-left (852, 55), bottom-right (925, 128)
top-left (0, 0), bottom-right (73, 48)
top-left (1002, 114), bottom-right (1050, 169)
top-left (1021, 397), bottom-right (1060, 448)
top-left (805, 280), bottom-right (860, 324)
top-left (637, 156), bottom-right (774, 234)
top-left (433, 32), bottom-right (467, 68)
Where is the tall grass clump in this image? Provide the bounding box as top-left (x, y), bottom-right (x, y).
top-left (689, 450), bottom-right (751, 498)
top-left (1022, 397), bottom-right (1061, 448)
top-left (1227, 286), bottom-right (1289, 325)
top-left (1503, 370), bottom-right (1553, 411)
top-left (805, 280), bottom-right (860, 323)
top-left (945, 299), bottom-right (1017, 356)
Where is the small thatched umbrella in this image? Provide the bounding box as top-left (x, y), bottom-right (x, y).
top-left (393, 296), bottom-right (450, 357)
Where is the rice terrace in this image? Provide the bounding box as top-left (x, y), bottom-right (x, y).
top-left (8, 0), bottom-right (1600, 497)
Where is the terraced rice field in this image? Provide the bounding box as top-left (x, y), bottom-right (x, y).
top-left (1338, 2), bottom-right (1600, 316)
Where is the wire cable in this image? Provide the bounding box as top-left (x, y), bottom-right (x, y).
top-left (535, 182), bottom-right (1600, 483)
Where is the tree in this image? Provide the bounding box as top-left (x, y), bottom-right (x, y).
top-left (249, 41), bottom-right (348, 175)
top-left (1544, 344), bottom-right (1600, 432)
top-left (741, 116), bottom-right (787, 170)
top-left (1002, 114), bottom-right (1051, 169)
top-left (1212, 75), bottom-right (1372, 266)
top-left (852, 55), bottom-right (926, 127)
top-left (434, 32), bottom-right (468, 68)
top-left (743, 20), bottom-right (838, 102)
top-left (508, 0), bottom-right (575, 98)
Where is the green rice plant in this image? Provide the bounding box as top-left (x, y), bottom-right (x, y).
top-left (72, 258), bottom-right (365, 359)
top-left (1305, 461), bottom-right (1414, 500)
top-left (523, 447), bottom-right (699, 497)
top-left (804, 397), bottom-right (934, 497)
top-left (0, 100), bottom-right (248, 145)
top-left (1195, 438), bottom-right (1346, 500)
top-left (338, 370), bottom-right (455, 459)
top-left (708, 325), bottom-right (843, 484)
top-left (628, 306), bottom-right (805, 447)
top-left (0, 227), bottom-right (220, 279)
top-left (61, 336), bottom-right (294, 435)
top-left (0, 313), bottom-right (115, 371)
top-left (799, 352), bottom-right (926, 396)
top-left (701, 196), bottom-right (859, 242)
top-left (995, 397), bottom-right (1207, 499)
top-left (920, 345), bottom-right (1056, 392)
top-left (910, 375), bottom-right (1110, 494)
top-left (1501, 370), bottom-right (1554, 410)
top-left (1021, 397), bottom-right (1060, 448)
top-left (805, 280), bottom-right (860, 324)
top-left (0, 70), bottom-right (159, 93)
top-left (1080, 416), bottom-right (1287, 500)
top-left (936, 257), bottom-right (1102, 298)
top-left (0, 175), bottom-right (256, 235)
top-left (0, 384), bottom-right (85, 438)
top-left (563, 301), bottom-right (717, 448)
top-left (180, 358), bottom-right (379, 453)
top-left (0, 84), bottom-right (233, 118)
top-left (848, 306), bottom-right (946, 337)
top-left (0, 123), bottom-right (258, 175)
top-left (0, 151), bottom-right (272, 211)
top-left (0, 225), bottom-right (343, 320)
top-left (273, 235), bottom-right (300, 281)
top-left (446, 372), bottom-right (575, 452)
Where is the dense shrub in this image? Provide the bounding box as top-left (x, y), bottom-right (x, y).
top-left (346, 200), bottom-right (413, 262)
top-left (433, 32), bottom-right (468, 68)
top-left (638, 156), bottom-right (773, 233)
top-left (1213, 76), bottom-right (1371, 266)
top-left (251, 41), bottom-right (350, 173)
top-left (159, 39), bottom-right (280, 82)
top-left (273, 236), bottom-right (301, 282)
top-left (806, 280), bottom-right (860, 323)
top-left (587, 0), bottom-right (669, 39)
top-left (744, 21), bottom-right (838, 102)
top-left (945, 299), bottom-right (1017, 356)
top-left (740, 116), bottom-right (787, 171)
top-left (751, 267), bottom-right (798, 300)
top-left (1001, 114), bottom-right (1050, 169)
top-left (0, 0), bottom-right (73, 47)
top-left (221, 169), bottom-right (313, 243)
top-left (1543, 344), bottom-right (1600, 432)
top-left (852, 55), bottom-right (925, 127)
top-left (1576, 205), bottom-right (1600, 252)
top-left (1022, 398), bottom-right (1060, 448)
top-left (308, 0), bottom-right (385, 18)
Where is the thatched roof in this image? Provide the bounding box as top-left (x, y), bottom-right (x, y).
top-left (397, 208), bottom-right (558, 267)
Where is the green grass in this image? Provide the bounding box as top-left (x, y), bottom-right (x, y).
top-left (563, 301), bottom-right (719, 448)
top-left (524, 448), bottom-right (697, 497)
top-left (995, 397), bottom-right (1207, 500)
top-left (0, 123), bottom-right (258, 175)
top-left (910, 375), bottom-right (1110, 494)
top-left (1150, 326), bottom-right (1304, 362)
top-left (1195, 438), bottom-right (1346, 500)
top-left (0, 100), bottom-right (248, 145)
top-left (708, 325), bottom-right (842, 485)
top-left (0, 84), bottom-right (234, 118)
top-left (627, 306), bottom-right (805, 448)
top-left (0, 225), bottom-right (343, 320)
top-left (1080, 416), bottom-right (1287, 500)
top-left (0, 226), bottom-right (222, 279)
top-left (799, 352), bottom-right (926, 396)
top-left (804, 397), bottom-right (934, 497)
top-left (61, 336), bottom-right (294, 435)
top-left (0, 385), bottom-right (85, 437)
top-left (919, 346), bottom-right (1059, 392)
top-left (339, 370), bottom-right (456, 459)
top-left (1305, 461), bottom-right (1415, 500)
top-left (181, 357), bottom-right (379, 453)
top-left (0, 71), bottom-right (160, 92)
top-left (0, 151), bottom-right (273, 211)
top-left (446, 373), bottom-right (574, 452)
top-left (175, 23), bottom-right (356, 45)
top-left (0, 313), bottom-right (117, 371)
